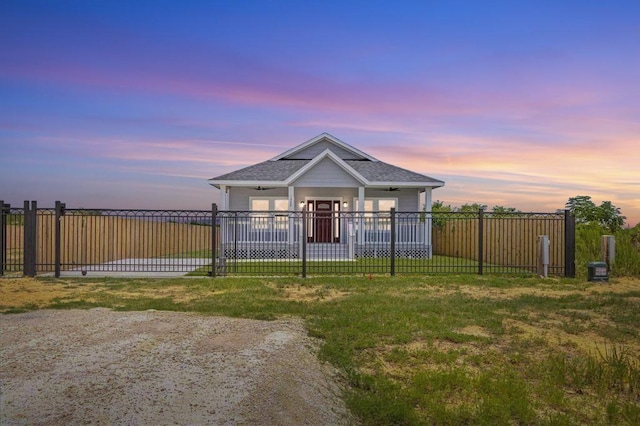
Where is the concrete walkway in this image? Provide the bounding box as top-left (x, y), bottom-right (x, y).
top-left (53, 258), bottom-right (211, 278)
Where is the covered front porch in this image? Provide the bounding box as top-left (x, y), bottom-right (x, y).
top-left (217, 209), bottom-right (433, 260)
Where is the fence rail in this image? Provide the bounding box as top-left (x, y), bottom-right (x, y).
top-left (1, 200), bottom-right (575, 278)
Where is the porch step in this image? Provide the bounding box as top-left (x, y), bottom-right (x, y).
top-left (306, 243), bottom-right (350, 260)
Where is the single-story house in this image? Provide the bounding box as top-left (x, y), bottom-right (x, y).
top-left (208, 133), bottom-right (444, 259)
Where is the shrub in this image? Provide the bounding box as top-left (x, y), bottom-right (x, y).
top-left (575, 223), bottom-right (640, 277)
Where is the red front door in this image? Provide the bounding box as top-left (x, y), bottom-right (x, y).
top-left (307, 200), bottom-right (341, 243)
top-left (314, 201), bottom-right (333, 243)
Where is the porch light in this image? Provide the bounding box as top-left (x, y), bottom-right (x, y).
top-left (343, 201), bottom-right (348, 209)
top-left (299, 201), bottom-right (305, 209)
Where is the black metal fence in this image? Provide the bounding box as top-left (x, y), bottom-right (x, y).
top-left (1, 201), bottom-right (215, 277)
top-left (0, 200), bottom-right (575, 278)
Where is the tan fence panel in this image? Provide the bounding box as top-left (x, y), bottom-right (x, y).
top-left (7, 225), bottom-right (24, 249)
top-left (28, 215), bottom-right (212, 271)
top-left (433, 217), bottom-right (565, 269)
top-left (60, 216), bottom-right (212, 267)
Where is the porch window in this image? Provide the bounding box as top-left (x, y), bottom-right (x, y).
top-left (356, 198), bottom-right (397, 213)
top-left (250, 198), bottom-right (288, 229)
top-left (356, 197), bottom-right (397, 232)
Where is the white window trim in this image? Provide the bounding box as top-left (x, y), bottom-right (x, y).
top-left (250, 197), bottom-right (289, 211)
top-left (354, 197), bottom-right (397, 232)
top-left (250, 197), bottom-right (289, 229)
top-left (353, 197), bottom-right (398, 212)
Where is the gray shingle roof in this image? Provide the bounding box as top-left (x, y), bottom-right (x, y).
top-left (210, 158), bottom-right (443, 185)
top-left (209, 133), bottom-right (443, 187)
top-left (346, 160), bottom-right (443, 184)
top-left (210, 160), bottom-right (310, 181)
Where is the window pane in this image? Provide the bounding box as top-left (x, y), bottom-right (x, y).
top-left (378, 199), bottom-right (396, 211)
top-left (273, 199), bottom-right (288, 229)
top-left (251, 199), bottom-right (269, 211)
top-left (274, 199), bottom-right (288, 211)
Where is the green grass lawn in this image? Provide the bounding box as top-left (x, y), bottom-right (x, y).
top-left (188, 255), bottom-right (533, 277)
top-left (2, 275), bottom-right (639, 424)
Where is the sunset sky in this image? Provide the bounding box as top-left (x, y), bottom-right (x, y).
top-left (1, 1), bottom-right (638, 225)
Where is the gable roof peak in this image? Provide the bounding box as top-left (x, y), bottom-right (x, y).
top-left (270, 133), bottom-right (379, 162)
top-left (285, 148), bottom-right (368, 185)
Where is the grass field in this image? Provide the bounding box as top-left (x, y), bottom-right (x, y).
top-left (1, 275), bottom-right (639, 424)
top-left (188, 255), bottom-right (531, 276)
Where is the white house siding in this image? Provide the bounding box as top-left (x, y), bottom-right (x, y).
top-left (292, 157), bottom-right (362, 187)
top-left (227, 187), bottom-right (288, 210)
top-left (293, 187), bottom-right (358, 205)
top-left (364, 188), bottom-right (421, 211)
top-left (284, 140), bottom-right (363, 160)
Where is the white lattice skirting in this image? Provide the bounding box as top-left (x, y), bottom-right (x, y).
top-left (221, 243), bottom-right (431, 259)
top-left (222, 243), bottom-right (299, 259)
top-left (356, 244), bottom-right (432, 259)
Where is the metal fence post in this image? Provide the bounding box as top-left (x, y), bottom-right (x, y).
top-left (478, 209), bottom-right (484, 275)
top-left (54, 201), bottom-right (65, 278)
top-left (233, 211), bottom-right (238, 273)
top-left (564, 210), bottom-right (576, 278)
top-left (24, 200), bottom-right (37, 277)
top-left (302, 206), bottom-right (307, 278)
top-left (211, 203), bottom-right (217, 277)
top-left (390, 208), bottom-right (396, 276)
top-left (0, 201), bottom-right (7, 276)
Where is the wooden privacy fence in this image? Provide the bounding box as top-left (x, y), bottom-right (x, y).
top-left (6, 225), bottom-right (23, 249)
top-left (5, 216), bottom-right (215, 272)
top-left (432, 212), bottom-right (569, 275)
top-left (0, 201), bottom-right (218, 275)
top-left (38, 213), bottom-right (214, 271)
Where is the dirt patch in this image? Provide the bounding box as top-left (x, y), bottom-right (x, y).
top-left (407, 277), bottom-right (640, 301)
top-left (279, 285), bottom-right (350, 303)
top-left (502, 317), bottom-right (640, 356)
top-left (0, 310), bottom-right (352, 425)
top-left (457, 325), bottom-right (492, 338)
top-left (0, 278), bottom-right (103, 310)
top-left (105, 285), bottom-right (205, 304)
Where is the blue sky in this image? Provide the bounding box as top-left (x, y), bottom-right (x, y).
top-left (1, 1), bottom-right (638, 224)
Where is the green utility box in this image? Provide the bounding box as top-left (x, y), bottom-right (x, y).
top-left (588, 261), bottom-right (608, 282)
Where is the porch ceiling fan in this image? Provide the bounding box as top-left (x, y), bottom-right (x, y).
top-left (253, 186), bottom-right (274, 191)
top-left (384, 187), bottom-right (400, 192)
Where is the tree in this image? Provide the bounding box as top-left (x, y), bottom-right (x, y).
top-left (491, 205), bottom-right (521, 217)
top-left (459, 203), bottom-right (488, 212)
top-left (431, 200), bottom-right (453, 213)
top-left (563, 195), bottom-right (626, 232)
top-left (564, 196), bottom-right (599, 224)
top-left (597, 201), bottom-right (626, 233)
top-left (429, 200), bottom-right (453, 228)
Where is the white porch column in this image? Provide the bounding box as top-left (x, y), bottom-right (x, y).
top-left (424, 187), bottom-right (433, 212)
top-left (218, 185), bottom-right (227, 253)
top-left (424, 187), bottom-right (433, 258)
top-left (358, 186), bottom-right (365, 246)
top-left (288, 186), bottom-right (295, 245)
top-left (219, 185), bottom-right (228, 210)
top-left (288, 186), bottom-right (296, 211)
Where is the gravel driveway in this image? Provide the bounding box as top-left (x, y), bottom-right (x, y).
top-left (1, 309), bottom-right (351, 425)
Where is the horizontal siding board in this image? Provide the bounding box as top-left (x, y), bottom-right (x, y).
top-left (364, 188), bottom-right (420, 211)
top-left (229, 187), bottom-right (288, 210)
top-left (292, 158), bottom-right (361, 187)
